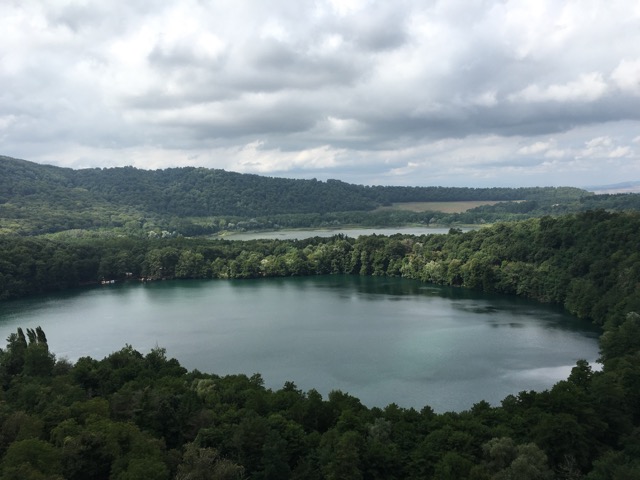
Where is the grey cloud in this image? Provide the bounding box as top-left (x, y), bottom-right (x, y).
top-left (336, 5), bottom-right (411, 52)
top-left (187, 109), bottom-right (318, 140)
top-left (49, 3), bottom-right (113, 34)
top-left (148, 43), bottom-right (228, 70)
top-left (2, 0), bottom-right (640, 187)
top-left (237, 40), bottom-right (367, 91)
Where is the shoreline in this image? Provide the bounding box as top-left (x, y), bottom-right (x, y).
top-left (214, 224), bottom-right (479, 240)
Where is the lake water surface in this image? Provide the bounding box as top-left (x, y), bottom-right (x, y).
top-left (0, 275), bottom-right (600, 412)
top-left (221, 226), bottom-right (469, 241)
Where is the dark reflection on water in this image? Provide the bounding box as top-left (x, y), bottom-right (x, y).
top-left (282, 275), bottom-right (601, 336)
top-left (0, 275), bottom-right (600, 412)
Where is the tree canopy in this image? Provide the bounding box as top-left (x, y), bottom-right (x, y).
top-left (2, 156), bottom-right (640, 477)
top-left (1, 155), bottom-right (609, 236)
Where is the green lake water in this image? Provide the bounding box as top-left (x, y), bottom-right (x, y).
top-left (0, 275), bottom-right (600, 412)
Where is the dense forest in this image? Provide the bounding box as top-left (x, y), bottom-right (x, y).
top-left (0, 211), bottom-right (638, 327)
top-left (2, 156), bottom-right (640, 478)
top-left (6, 155), bottom-right (635, 236)
top-left (0, 211), bottom-right (639, 478)
top-left (0, 156), bottom-right (586, 216)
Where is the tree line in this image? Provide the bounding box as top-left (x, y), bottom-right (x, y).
top-left (1, 156), bottom-right (589, 218)
top-left (1, 155), bottom-right (603, 236)
top-left (2, 210), bottom-right (639, 328)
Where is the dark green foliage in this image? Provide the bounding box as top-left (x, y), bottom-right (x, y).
top-left (175, 443), bottom-right (244, 480)
top-left (482, 437), bottom-right (553, 480)
top-left (0, 326), bottom-right (54, 385)
top-left (0, 155), bottom-right (603, 236)
top-left (0, 156), bottom-right (588, 218)
top-left (0, 284), bottom-right (635, 480)
top-left (1, 211), bottom-right (639, 326)
top-left (1, 438), bottom-right (63, 479)
top-left (0, 210), bottom-right (639, 477)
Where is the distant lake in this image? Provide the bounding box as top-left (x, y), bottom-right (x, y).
top-left (0, 275), bottom-right (600, 412)
top-left (220, 226), bottom-right (470, 241)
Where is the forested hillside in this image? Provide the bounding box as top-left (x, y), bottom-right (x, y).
top-left (2, 156), bottom-right (640, 478)
top-left (1, 211), bottom-right (637, 327)
top-left (0, 155), bottom-right (605, 236)
top-left (0, 155), bottom-right (586, 215)
top-left (0, 211), bottom-right (639, 478)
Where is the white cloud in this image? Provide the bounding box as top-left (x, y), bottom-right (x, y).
top-left (323, 116), bottom-right (365, 137)
top-left (327, 0), bottom-right (368, 16)
top-left (611, 58), bottom-right (640, 95)
top-left (234, 142), bottom-right (343, 173)
top-left (490, 0), bottom-right (577, 60)
top-left (509, 73), bottom-right (608, 103)
top-left (544, 149), bottom-right (567, 159)
top-left (470, 91), bottom-right (498, 107)
top-left (575, 134), bottom-right (636, 163)
top-left (585, 136), bottom-right (613, 149)
top-left (389, 162), bottom-right (420, 177)
top-left (608, 146), bottom-right (631, 158)
top-left (517, 141), bottom-right (553, 155)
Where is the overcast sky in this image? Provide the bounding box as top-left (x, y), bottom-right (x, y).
top-left (2, 0), bottom-right (640, 187)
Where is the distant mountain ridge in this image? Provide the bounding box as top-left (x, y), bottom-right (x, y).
top-left (0, 155), bottom-right (588, 218)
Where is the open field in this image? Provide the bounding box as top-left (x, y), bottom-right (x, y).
top-left (375, 200), bottom-right (506, 214)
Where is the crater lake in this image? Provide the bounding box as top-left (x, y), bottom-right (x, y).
top-left (0, 275), bottom-right (600, 412)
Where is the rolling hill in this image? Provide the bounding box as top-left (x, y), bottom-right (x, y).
top-left (3, 155), bottom-right (639, 236)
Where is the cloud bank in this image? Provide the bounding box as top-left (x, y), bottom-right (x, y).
top-left (1, 0), bottom-right (639, 187)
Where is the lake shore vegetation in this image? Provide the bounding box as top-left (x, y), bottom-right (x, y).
top-left (2, 156), bottom-right (640, 477)
top-left (0, 210), bottom-right (639, 478)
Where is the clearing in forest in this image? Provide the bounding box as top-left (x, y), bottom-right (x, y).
top-left (376, 201), bottom-right (504, 213)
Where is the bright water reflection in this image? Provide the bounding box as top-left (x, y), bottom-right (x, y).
top-left (0, 276), bottom-right (600, 412)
